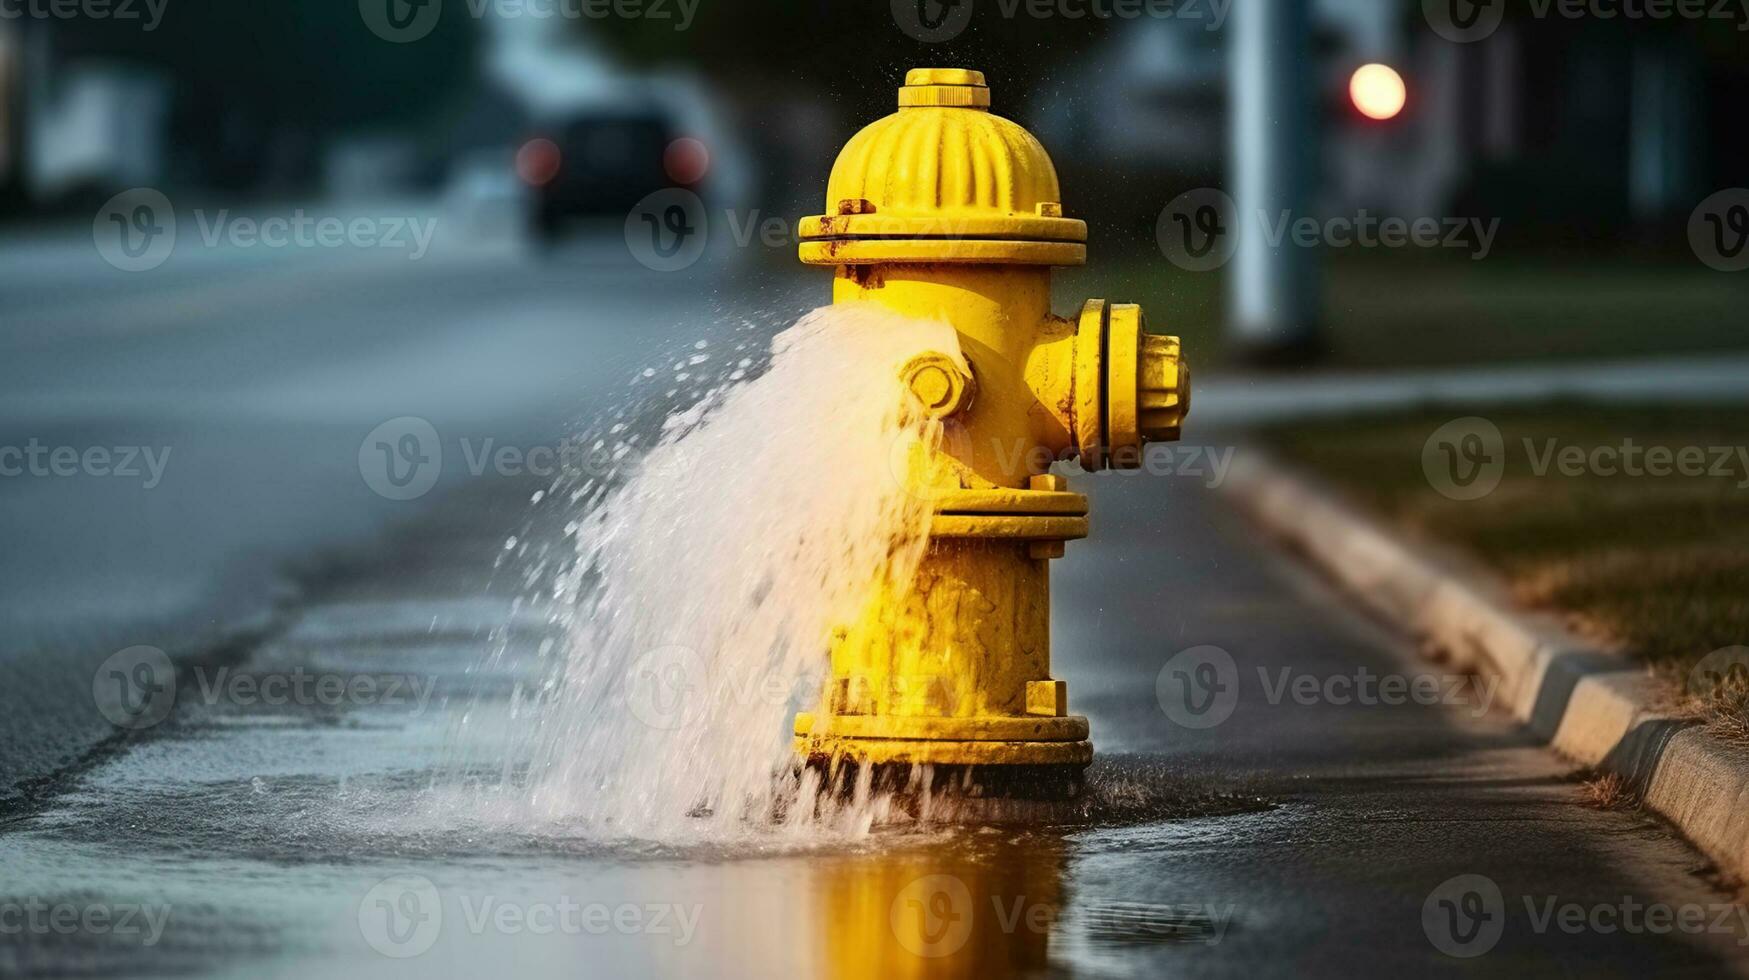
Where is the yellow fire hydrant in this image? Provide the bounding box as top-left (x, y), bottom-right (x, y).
top-left (792, 68), bottom-right (1189, 795)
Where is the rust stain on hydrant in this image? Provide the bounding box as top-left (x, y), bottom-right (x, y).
top-left (792, 69), bottom-right (1190, 796)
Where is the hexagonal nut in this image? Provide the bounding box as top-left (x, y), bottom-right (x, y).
top-left (899, 352), bottom-right (975, 419)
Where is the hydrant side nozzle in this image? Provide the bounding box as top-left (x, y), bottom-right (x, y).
top-left (1068, 300), bottom-right (1191, 469)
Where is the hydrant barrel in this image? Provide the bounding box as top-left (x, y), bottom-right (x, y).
top-left (793, 68), bottom-right (1190, 795)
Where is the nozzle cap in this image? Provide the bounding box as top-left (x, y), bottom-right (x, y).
top-left (1139, 334), bottom-right (1189, 443)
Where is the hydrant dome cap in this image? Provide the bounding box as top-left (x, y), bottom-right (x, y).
top-left (797, 68), bottom-right (1086, 266)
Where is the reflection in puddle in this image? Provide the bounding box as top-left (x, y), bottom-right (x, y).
top-left (801, 832), bottom-right (1236, 979)
top-left (809, 836), bottom-right (1067, 978)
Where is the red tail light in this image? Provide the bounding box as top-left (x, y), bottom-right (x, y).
top-left (517, 138), bottom-right (562, 187)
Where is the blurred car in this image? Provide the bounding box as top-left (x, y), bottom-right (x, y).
top-left (520, 107), bottom-right (679, 243)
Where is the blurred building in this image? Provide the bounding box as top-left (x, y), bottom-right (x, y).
top-left (1033, 0), bottom-right (1743, 242)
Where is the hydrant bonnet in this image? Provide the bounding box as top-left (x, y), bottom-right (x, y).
top-left (797, 69), bottom-right (1088, 267)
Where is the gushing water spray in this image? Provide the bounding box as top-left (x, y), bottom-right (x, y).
top-left (497, 304), bottom-right (959, 838)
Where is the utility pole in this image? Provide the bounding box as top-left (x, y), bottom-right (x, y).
top-left (0, 20), bottom-right (24, 215)
top-left (1229, 0), bottom-right (1320, 362)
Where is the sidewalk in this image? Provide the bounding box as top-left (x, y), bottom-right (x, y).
top-left (1221, 449), bottom-right (1749, 887)
top-left (1195, 352), bottom-right (1749, 426)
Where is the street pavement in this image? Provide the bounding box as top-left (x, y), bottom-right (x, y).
top-left (0, 216), bottom-right (798, 804)
top-left (3, 218), bottom-right (1747, 977)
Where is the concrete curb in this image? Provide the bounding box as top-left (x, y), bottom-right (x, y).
top-left (1220, 449), bottom-right (1749, 885)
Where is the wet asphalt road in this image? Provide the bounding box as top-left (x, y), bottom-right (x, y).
top-left (3, 222), bottom-right (1748, 978)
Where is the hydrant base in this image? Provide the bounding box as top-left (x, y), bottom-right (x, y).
top-left (794, 734), bottom-right (1093, 768)
top-left (798, 756), bottom-right (1089, 801)
top-left (794, 710), bottom-right (1092, 768)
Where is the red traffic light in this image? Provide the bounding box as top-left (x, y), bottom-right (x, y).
top-left (1349, 63), bottom-right (1406, 121)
